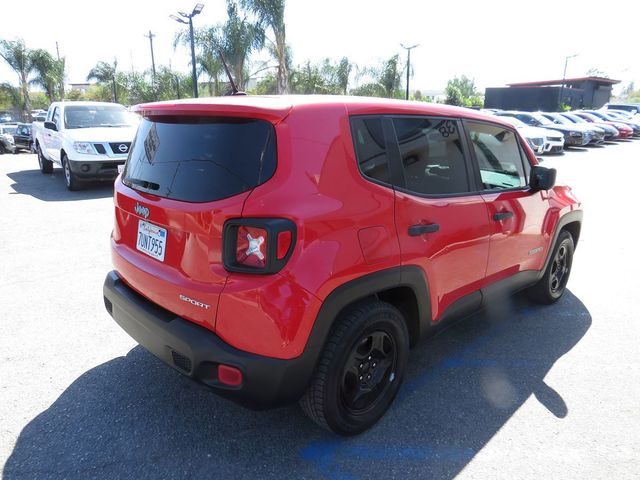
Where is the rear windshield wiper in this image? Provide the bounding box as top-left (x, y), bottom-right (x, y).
top-left (125, 177), bottom-right (160, 191)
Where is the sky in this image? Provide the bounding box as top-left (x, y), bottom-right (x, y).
top-left (1, 0), bottom-right (638, 96)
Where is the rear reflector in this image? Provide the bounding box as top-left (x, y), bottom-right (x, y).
top-left (218, 364), bottom-right (243, 386)
top-left (277, 231), bottom-right (292, 260)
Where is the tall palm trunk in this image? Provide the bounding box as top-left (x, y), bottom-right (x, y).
top-left (275, 30), bottom-right (288, 94)
top-left (20, 72), bottom-right (31, 115)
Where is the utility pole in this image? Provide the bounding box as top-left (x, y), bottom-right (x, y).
top-left (401, 43), bottom-right (419, 100)
top-left (112, 59), bottom-right (118, 103)
top-left (55, 41), bottom-right (64, 101)
top-left (145, 31), bottom-right (157, 80)
top-left (145, 30), bottom-right (157, 100)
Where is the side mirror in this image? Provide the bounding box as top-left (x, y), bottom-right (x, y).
top-left (44, 121), bottom-right (57, 131)
top-left (530, 165), bottom-right (556, 191)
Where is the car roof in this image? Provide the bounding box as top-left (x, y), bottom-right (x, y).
top-left (52, 101), bottom-right (126, 108)
top-left (133, 95), bottom-right (512, 127)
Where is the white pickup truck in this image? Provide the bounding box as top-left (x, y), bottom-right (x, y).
top-left (33, 101), bottom-right (138, 190)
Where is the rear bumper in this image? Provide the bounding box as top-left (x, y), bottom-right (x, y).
top-left (103, 271), bottom-right (314, 409)
top-left (68, 158), bottom-right (124, 180)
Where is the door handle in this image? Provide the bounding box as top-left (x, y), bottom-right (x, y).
top-left (408, 223), bottom-right (440, 236)
top-left (493, 211), bottom-right (514, 221)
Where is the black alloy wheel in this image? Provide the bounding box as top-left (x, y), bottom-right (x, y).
top-left (340, 330), bottom-right (397, 415)
top-left (300, 301), bottom-right (409, 435)
top-left (527, 230), bottom-right (574, 304)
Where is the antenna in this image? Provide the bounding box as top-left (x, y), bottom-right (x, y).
top-left (219, 52), bottom-right (246, 96)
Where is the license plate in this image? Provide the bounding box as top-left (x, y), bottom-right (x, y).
top-left (117, 164), bottom-right (125, 174)
top-left (136, 220), bottom-right (167, 261)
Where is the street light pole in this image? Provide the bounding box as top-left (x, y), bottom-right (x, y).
top-left (170, 3), bottom-right (204, 99)
top-left (559, 53), bottom-right (578, 111)
top-left (188, 17), bottom-right (198, 98)
top-left (401, 43), bottom-right (419, 100)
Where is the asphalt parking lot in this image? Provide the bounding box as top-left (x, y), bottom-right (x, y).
top-left (1, 143), bottom-right (639, 479)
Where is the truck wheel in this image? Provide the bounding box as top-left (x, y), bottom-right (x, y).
top-left (300, 300), bottom-right (409, 435)
top-left (527, 230), bottom-right (574, 304)
top-left (37, 145), bottom-right (53, 173)
top-left (62, 155), bottom-right (81, 191)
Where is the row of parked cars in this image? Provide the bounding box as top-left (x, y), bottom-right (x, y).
top-left (482, 105), bottom-right (640, 155)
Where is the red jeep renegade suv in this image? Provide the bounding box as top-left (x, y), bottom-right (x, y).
top-left (103, 96), bottom-right (582, 435)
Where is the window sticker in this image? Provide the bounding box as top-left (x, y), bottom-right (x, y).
top-left (144, 122), bottom-right (160, 164)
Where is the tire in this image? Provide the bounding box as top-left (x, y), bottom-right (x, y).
top-left (37, 145), bottom-right (53, 173)
top-left (0, 143), bottom-right (5, 154)
top-left (300, 300), bottom-right (409, 435)
top-left (527, 230), bottom-right (574, 304)
top-left (62, 154), bottom-right (81, 191)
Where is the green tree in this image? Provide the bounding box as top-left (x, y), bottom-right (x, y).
top-left (445, 75), bottom-right (483, 107)
top-left (87, 60), bottom-right (119, 102)
top-left (352, 55), bottom-right (402, 98)
top-left (240, 0), bottom-right (289, 94)
top-left (444, 84), bottom-right (463, 106)
top-left (0, 82), bottom-right (21, 110)
top-left (178, 2), bottom-right (264, 92)
top-left (0, 38), bottom-right (34, 117)
top-left (30, 49), bottom-right (62, 103)
top-left (197, 50), bottom-right (224, 96)
top-left (155, 66), bottom-right (191, 100)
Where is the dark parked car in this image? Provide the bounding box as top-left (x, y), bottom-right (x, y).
top-left (12, 123), bottom-right (33, 152)
top-left (571, 111), bottom-right (634, 138)
top-left (496, 111), bottom-right (590, 148)
top-left (582, 110), bottom-right (640, 136)
top-left (540, 112), bottom-right (604, 145)
top-left (559, 113), bottom-right (619, 141)
top-left (605, 104), bottom-right (640, 115)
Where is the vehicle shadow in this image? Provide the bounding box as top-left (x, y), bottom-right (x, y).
top-left (3, 291), bottom-right (590, 480)
top-left (7, 169), bottom-right (114, 202)
top-left (564, 146), bottom-right (589, 153)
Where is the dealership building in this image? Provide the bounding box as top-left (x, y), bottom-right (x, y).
top-left (484, 76), bottom-right (620, 112)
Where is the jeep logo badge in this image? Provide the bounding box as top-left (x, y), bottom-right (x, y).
top-left (135, 203), bottom-right (150, 219)
top-left (118, 144), bottom-right (128, 153)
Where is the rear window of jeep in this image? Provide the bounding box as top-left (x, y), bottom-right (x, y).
top-left (122, 116), bottom-right (276, 202)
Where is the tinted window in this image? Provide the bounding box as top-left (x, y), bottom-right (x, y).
top-left (392, 117), bottom-right (469, 195)
top-left (52, 107), bottom-right (60, 126)
top-left (467, 122), bottom-right (527, 190)
top-left (123, 117), bottom-right (276, 203)
top-left (63, 105), bottom-right (132, 129)
top-left (351, 117), bottom-right (389, 183)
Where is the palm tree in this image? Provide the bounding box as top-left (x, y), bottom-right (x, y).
top-left (351, 55), bottom-right (402, 99)
top-left (240, 0), bottom-right (288, 94)
top-left (87, 60), bottom-right (118, 102)
top-left (197, 50), bottom-right (224, 96)
top-left (30, 49), bottom-right (58, 103)
top-left (0, 38), bottom-right (34, 117)
top-left (221, 2), bottom-right (265, 90)
top-left (178, 2), bottom-right (263, 92)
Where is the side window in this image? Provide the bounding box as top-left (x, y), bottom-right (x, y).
top-left (467, 122), bottom-right (527, 190)
top-left (351, 116), bottom-right (390, 184)
top-left (392, 117), bottom-right (469, 195)
top-left (51, 107), bottom-right (60, 127)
